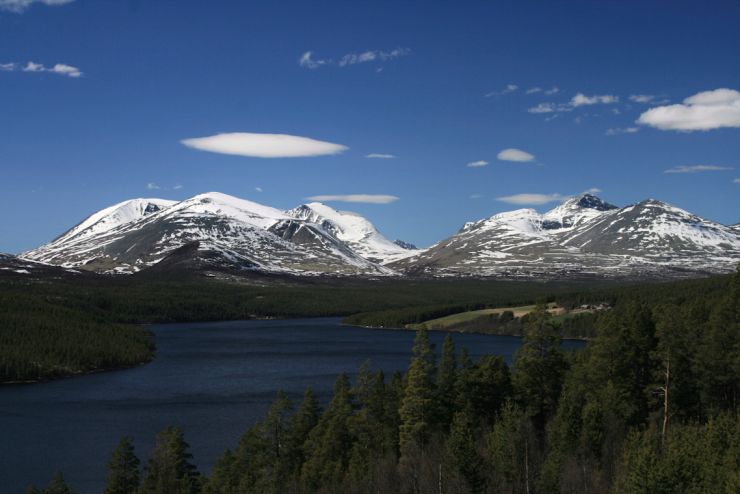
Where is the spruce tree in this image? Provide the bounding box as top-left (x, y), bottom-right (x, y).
top-left (399, 328), bottom-right (437, 456)
top-left (300, 373), bottom-right (354, 490)
top-left (445, 407), bottom-right (485, 493)
top-left (285, 387), bottom-right (320, 476)
top-left (141, 426), bottom-right (200, 494)
top-left (44, 472), bottom-right (75, 494)
top-left (262, 390), bottom-right (292, 492)
top-left (104, 436), bottom-right (140, 494)
top-left (436, 334), bottom-right (457, 429)
top-left (513, 303), bottom-right (567, 430)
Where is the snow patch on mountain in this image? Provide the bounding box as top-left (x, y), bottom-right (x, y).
top-left (54, 198), bottom-right (177, 244)
top-left (286, 202), bottom-right (420, 264)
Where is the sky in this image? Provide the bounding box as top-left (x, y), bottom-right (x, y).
top-left (1, 0), bottom-right (739, 253)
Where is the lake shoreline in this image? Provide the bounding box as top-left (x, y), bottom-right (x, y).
top-left (341, 322), bottom-right (591, 341)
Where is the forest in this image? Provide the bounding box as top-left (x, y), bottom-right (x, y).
top-left (29, 268), bottom-right (739, 493)
top-left (0, 274), bottom-right (594, 382)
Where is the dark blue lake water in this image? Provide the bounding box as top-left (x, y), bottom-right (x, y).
top-left (0, 318), bottom-right (584, 493)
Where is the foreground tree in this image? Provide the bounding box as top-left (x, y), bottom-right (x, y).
top-left (104, 436), bottom-right (140, 494)
top-left (43, 472), bottom-right (75, 494)
top-left (399, 328), bottom-right (436, 456)
top-left (141, 427), bottom-right (200, 494)
top-left (513, 303), bottom-right (567, 431)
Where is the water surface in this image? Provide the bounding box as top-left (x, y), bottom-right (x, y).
top-left (0, 317), bottom-right (584, 493)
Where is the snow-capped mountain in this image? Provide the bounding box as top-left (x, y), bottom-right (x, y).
top-left (23, 192), bottom-right (398, 276)
top-left (391, 194), bottom-right (740, 279)
top-left (286, 202), bottom-right (419, 264)
top-left (20, 192), bottom-right (740, 280)
top-left (52, 198), bottom-right (177, 246)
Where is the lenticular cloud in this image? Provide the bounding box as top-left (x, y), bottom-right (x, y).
top-left (181, 132), bottom-right (349, 158)
top-left (637, 88), bottom-right (740, 131)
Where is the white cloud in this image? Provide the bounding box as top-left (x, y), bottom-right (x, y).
top-left (173, 184), bottom-right (183, 190)
top-left (497, 148), bottom-right (535, 162)
top-left (528, 102), bottom-right (556, 114)
top-left (181, 132), bottom-right (348, 158)
top-left (255, 186), bottom-right (263, 193)
top-left (485, 84), bottom-right (518, 97)
top-left (0, 0), bottom-right (73, 13)
top-left (606, 127), bottom-right (639, 136)
top-left (365, 153), bottom-right (396, 159)
top-left (496, 193), bottom-right (565, 205)
top-left (146, 183), bottom-right (161, 190)
top-left (664, 165), bottom-right (733, 174)
top-left (299, 51), bottom-right (330, 69)
top-left (584, 187), bottom-right (602, 194)
top-left (734, 178), bottom-right (740, 184)
top-left (299, 48), bottom-right (409, 69)
top-left (629, 94), bottom-right (655, 104)
top-left (470, 194), bottom-right (483, 199)
top-left (570, 93), bottom-right (619, 107)
top-left (466, 160), bottom-right (488, 168)
top-left (529, 92), bottom-right (618, 114)
top-left (49, 63), bottom-right (82, 77)
top-left (6, 60), bottom-right (83, 77)
top-left (544, 87), bottom-right (560, 95)
top-left (338, 48), bottom-right (409, 67)
top-left (526, 87), bottom-right (542, 94)
top-left (22, 61), bottom-right (44, 72)
top-left (306, 194), bottom-right (399, 204)
top-left (637, 88), bottom-right (740, 131)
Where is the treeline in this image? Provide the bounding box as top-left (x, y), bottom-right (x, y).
top-left (343, 274), bottom-right (733, 330)
top-left (37, 268), bottom-right (739, 493)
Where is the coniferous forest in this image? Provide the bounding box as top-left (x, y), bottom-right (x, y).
top-left (27, 268), bottom-right (739, 494)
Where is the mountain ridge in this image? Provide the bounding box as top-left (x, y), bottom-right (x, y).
top-left (20, 192), bottom-right (740, 280)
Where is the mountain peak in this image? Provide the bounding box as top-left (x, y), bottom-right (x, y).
top-left (573, 193), bottom-right (618, 211)
top-left (51, 197), bottom-right (177, 245)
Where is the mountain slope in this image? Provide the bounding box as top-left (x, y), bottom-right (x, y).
top-left (19, 192), bottom-right (739, 280)
top-left (286, 202), bottom-right (419, 264)
top-left (391, 194), bottom-right (740, 279)
top-left (24, 193), bottom-right (392, 276)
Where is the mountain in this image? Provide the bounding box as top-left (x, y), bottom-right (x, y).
top-left (0, 253), bottom-right (83, 279)
top-left (20, 192), bottom-right (740, 280)
top-left (286, 202), bottom-right (419, 264)
top-left (23, 192), bottom-right (396, 277)
top-left (390, 194), bottom-right (740, 279)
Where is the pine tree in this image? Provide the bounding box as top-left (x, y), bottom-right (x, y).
top-left (141, 426), bottom-right (200, 494)
top-left (436, 334), bottom-right (457, 430)
top-left (445, 407), bottom-right (485, 493)
top-left (467, 355), bottom-right (511, 424)
top-left (285, 387), bottom-right (320, 476)
top-left (513, 303), bottom-right (567, 430)
top-left (300, 373), bottom-right (354, 490)
top-left (104, 436), bottom-right (140, 494)
top-left (43, 472), bottom-right (75, 494)
top-left (262, 390), bottom-right (292, 492)
top-left (399, 328), bottom-right (437, 456)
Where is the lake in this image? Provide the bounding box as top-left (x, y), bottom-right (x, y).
top-left (0, 317), bottom-right (585, 493)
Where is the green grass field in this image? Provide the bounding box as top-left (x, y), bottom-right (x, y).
top-left (409, 302), bottom-right (563, 329)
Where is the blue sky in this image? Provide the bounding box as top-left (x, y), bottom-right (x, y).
top-left (1, 0), bottom-right (739, 252)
